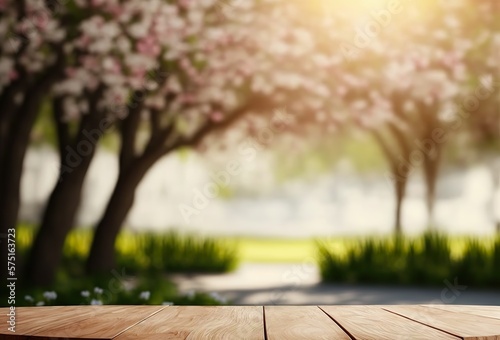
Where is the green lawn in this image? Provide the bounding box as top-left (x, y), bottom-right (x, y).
top-left (17, 224), bottom-right (489, 265)
top-left (222, 237), bottom-right (347, 263)
top-left (222, 236), bottom-right (483, 263)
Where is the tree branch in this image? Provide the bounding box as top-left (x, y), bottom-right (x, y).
top-left (174, 96), bottom-right (275, 152)
top-left (370, 128), bottom-right (398, 169)
top-left (119, 94), bottom-right (144, 170)
top-left (53, 96), bottom-right (71, 158)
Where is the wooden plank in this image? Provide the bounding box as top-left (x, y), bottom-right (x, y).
top-left (1, 306), bottom-right (95, 336)
top-left (264, 306), bottom-right (350, 340)
top-left (2, 305), bottom-right (499, 339)
top-left (385, 305), bottom-right (500, 340)
top-left (33, 306), bottom-right (165, 339)
top-left (321, 306), bottom-right (460, 340)
top-left (421, 305), bottom-right (500, 321)
top-left (0, 306), bottom-right (164, 339)
top-left (115, 306), bottom-right (264, 340)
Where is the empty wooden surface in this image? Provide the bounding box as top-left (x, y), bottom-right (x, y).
top-left (320, 305), bottom-right (460, 340)
top-left (1, 305), bottom-right (500, 339)
top-left (385, 305), bottom-right (500, 340)
top-left (422, 304), bottom-right (500, 321)
top-left (264, 306), bottom-right (350, 340)
top-left (115, 306), bottom-right (263, 340)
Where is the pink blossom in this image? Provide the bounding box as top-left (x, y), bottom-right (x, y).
top-left (107, 4), bottom-right (123, 18)
top-left (65, 67), bottom-right (77, 78)
top-left (8, 70), bottom-right (18, 80)
top-left (179, 0), bottom-right (190, 9)
top-left (91, 0), bottom-right (105, 7)
top-left (80, 56), bottom-right (99, 70)
top-left (210, 111), bottom-right (224, 122)
top-left (136, 37), bottom-right (161, 57)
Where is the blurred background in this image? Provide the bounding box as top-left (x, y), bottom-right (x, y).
top-left (20, 133), bottom-right (500, 236)
top-left (1, 0), bottom-right (499, 306)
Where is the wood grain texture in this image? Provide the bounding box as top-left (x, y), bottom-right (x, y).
top-left (1, 306), bottom-right (97, 336)
top-left (34, 306), bottom-right (164, 339)
top-left (115, 306), bottom-right (263, 340)
top-left (321, 306), bottom-right (460, 340)
top-left (385, 305), bottom-right (500, 340)
top-left (1, 305), bottom-right (500, 340)
top-left (421, 305), bottom-right (500, 321)
top-left (264, 306), bottom-right (350, 340)
top-left (0, 306), bottom-right (165, 339)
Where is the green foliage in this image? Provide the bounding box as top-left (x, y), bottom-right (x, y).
top-left (31, 100), bottom-right (119, 151)
top-left (273, 131), bottom-right (387, 183)
top-left (31, 100), bottom-right (57, 147)
top-left (342, 134), bottom-right (386, 172)
top-left (318, 233), bottom-right (500, 288)
top-left (453, 240), bottom-right (491, 286)
top-left (15, 272), bottom-right (225, 307)
top-left (117, 231), bottom-right (238, 275)
top-left (176, 146), bottom-right (192, 162)
top-left (11, 226), bottom-right (237, 307)
top-left (18, 226), bottom-right (238, 277)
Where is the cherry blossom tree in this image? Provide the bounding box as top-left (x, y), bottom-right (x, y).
top-left (25, 0), bottom-right (230, 285)
top-left (337, 0), bottom-right (480, 233)
top-left (19, 0), bottom-right (343, 282)
top-left (0, 0), bottom-right (67, 284)
top-left (6, 0), bottom-right (498, 285)
top-left (461, 0), bottom-right (500, 232)
top-left (86, 0), bottom-right (345, 274)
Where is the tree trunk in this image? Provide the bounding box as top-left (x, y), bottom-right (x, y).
top-left (371, 127), bottom-right (410, 236)
top-left (0, 84), bottom-right (47, 285)
top-left (85, 167), bottom-right (148, 274)
top-left (423, 146), bottom-right (441, 230)
top-left (0, 65), bottom-right (61, 233)
top-left (488, 158), bottom-right (500, 234)
top-left (393, 165), bottom-right (408, 236)
top-left (85, 95), bottom-right (270, 275)
top-left (24, 97), bottom-right (104, 286)
top-left (24, 162), bottom-right (93, 286)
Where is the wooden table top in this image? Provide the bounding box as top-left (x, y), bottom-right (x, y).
top-left (1, 305), bottom-right (500, 339)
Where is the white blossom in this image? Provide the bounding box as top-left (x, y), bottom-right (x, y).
top-left (139, 291), bottom-right (151, 300)
top-left (90, 299), bottom-right (103, 305)
top-left (43, 291), bottom-right (57, 301)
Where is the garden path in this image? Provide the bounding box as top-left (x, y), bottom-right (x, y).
top-left (170, 263), bottom-right (500, 305)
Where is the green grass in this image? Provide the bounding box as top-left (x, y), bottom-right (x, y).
top-left (223, 236), bottom-right (487, 264)
top-left (14, 271), bottom-right (228, 307)
top-left (317, 233), bottom-right (500, 288)
top-left (222, 237), bottom-right (347, 263)
top-left (18, 224), bottom-right (497, 266)
top-left (117, 231), bottom-right (238, 274)
top-left (17, 224), bottom-right (500, 300)
top-left (12, 225), bottom-right (238, 307)
top-left (17, 225), bottom-right (238, 277)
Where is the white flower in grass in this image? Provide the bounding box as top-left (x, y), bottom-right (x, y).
top-left (139, 291), bottom-right (151, 301)
top-left (162, 301), bottom-right (174, 306)
top-left (94, 287), bottom-right (103, 295)
top-left (90, 299), bottom-right (103, 305)
top-left (209, 292), bottom-right (227, 304)
top-left (36, 301), bottom-right (45, 306)
top-left (24, 295), bottom-right (34, 302)
top-left (209, 292), bottom-right (220, 300)
top-left (81, 290), bottom-right (90, 298)
top-left (43, 291), bottom-right (57, 301)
